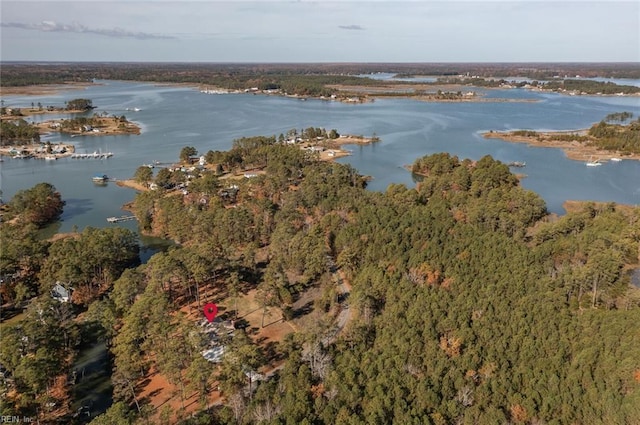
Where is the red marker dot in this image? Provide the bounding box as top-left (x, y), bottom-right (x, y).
top-left (203, 303), bottom-right (218, 322)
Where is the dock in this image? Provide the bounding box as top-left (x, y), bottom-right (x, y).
top-left (106, 215), bottom-right (136, 223)
top-left (71, 152), bottom-right (114, 159)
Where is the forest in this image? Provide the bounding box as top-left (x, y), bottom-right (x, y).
top-left (1, 138), bottom-right (639, 424)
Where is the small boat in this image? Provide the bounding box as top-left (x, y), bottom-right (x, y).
top-left (107, 215), bottom-right (136, 223)
top-left (92, 174), bottom-right (109, 182)
top-left (508, 161), bottom-right (526, 167)
top-left (610, 157), bottom-right (622, 162)
top-left (44, 155), bottom-right (57, 161)
top-left (585, 158), bottom-right (601, 167)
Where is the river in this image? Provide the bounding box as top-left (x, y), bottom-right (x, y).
top-left (1, 79), bottom-right (640, 233)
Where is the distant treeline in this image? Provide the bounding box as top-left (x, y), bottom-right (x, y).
top-left (1, 62), bottom-right (639, 88)
top-left (544, 79), bottom-right (640, 95)
top-left (437, 76), bottom-right (640, 94)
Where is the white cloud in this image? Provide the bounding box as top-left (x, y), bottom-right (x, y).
top-left (338, 24), bottom-right (365, 30)
top-left (1, 20), bottom-right (175, 39)
top-left (1, 1), bottom-right (638, 62)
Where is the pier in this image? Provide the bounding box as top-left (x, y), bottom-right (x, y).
top-left (106, 215), bottom-right (136, 223)
top-left (71, 152), bottom-right (114, 159)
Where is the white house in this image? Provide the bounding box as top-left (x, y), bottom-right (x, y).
top-left (51, 282), bottom-right (72, 303)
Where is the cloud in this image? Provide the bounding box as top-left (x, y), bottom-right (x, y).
top-left (338, 24), bottom-right (364, 31)
top-left (1, 21), bottom-right (175, 40)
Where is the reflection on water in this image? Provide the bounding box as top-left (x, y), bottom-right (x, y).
top-left (62, 198), bottom-right (95, 221)
top-left (71, 335), bottom-right (112, 423)
top-left (139, 235), bottom-right (176, 263)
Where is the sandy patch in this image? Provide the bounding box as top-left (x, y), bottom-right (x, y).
top-left (563, 200), bottom-right (639, 214)
top-left (0, 82), bottom-right (96, 96)
top-left (116, 179), bottom-right (150, 192)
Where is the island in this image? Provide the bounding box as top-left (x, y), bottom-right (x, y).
top-left (36, 113), bottom-right (141, 137)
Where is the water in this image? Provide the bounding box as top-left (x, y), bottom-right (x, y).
top-left (358, 72), bottom-right (439, 83)
top-left (1, 80), bottom-right (639, 229)
top-left (71, 339), bottom-right (112, 422)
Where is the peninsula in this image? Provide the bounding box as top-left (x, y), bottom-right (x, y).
top-left (482, 113), bottom-right (640, 162)
top-left (116, 130), bottom-right (378, 192)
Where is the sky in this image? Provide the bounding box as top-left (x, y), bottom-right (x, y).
top-left (1, 1), bottom-right (638, 63)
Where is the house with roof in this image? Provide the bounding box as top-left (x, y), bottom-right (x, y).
top-left (51, 281), bottom-right (72, 303)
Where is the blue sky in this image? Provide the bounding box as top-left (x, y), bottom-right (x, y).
top-left (1, 1), bottom-right (638, 62)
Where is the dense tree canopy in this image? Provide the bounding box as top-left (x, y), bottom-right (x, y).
top-left (7, 182), bottom-right (65, 227)
top-left (2, 142), bottom-right (639, 424)
top-left (0, 118), bottom-right (41, 145)
top-left (124, 144), bottom-right (640, 423)
top-left (65, 98), bottom-right (94, 111)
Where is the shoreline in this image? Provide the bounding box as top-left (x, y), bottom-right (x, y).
top-left (0, 143), bottom-right (76, 159)
top-left (482, 130), bottom-right (640, 162)
top-left (0, 82), bottom-right (96, 96)
top-left (563, 199), bottom-right (639, 213)
top-left (35, 117), bottom-right (142, 137)
top-left (1, 107), bottom-right (89, 120)
top-left (1, 115), bottom-right (141, 159)
top-left (4, 79), bottom-right (638, 109)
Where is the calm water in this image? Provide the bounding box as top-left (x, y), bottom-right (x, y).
top-left (1, 80), bottom-right (640, 233)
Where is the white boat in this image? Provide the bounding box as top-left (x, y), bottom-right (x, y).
top-left (92, 174), bottom-right (109, 182)
top-left (44, 156), bottom-right (57, 161)
top-left (586, 157), bottom-right (601, 167)
top-left (610, 157), bottom-right (622, 162)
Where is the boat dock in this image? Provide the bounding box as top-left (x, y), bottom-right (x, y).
top-left (71, 152), bottom-right (114, 159)
top-left (106, 215), bottom-right (136, 223)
